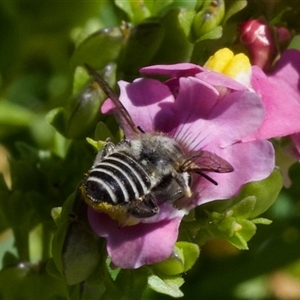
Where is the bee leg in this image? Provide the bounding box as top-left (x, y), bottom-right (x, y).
top-left (172, 172), bottom-right (192, 198)
top-left (127, 194), bottom-right (159, 218)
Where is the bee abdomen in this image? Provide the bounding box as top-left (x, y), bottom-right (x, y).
top-left (84, 152), bottom-right (151, 205)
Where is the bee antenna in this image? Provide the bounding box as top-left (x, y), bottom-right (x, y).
top-left (196, 171), bottom-right (218, 185)
top-left (84, 63), bottom-right (140, 135)
top-left (137, 126), bottom-right (145, 134)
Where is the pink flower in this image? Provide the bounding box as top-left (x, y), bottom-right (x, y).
top-left (88, 63), bottom-right (275, 269)
top-left (246, 49), bottom-right (300, 144)
top-left (266, 49), bottom-right (300, 158)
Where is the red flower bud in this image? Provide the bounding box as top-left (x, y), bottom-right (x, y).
top-left (239, 19), bottom-right (277, 71)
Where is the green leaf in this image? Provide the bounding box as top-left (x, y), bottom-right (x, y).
top-left (63, 84), bottom-right (103, 139)
top-left (115, 268), bottom-right (148, 299)
top-left (227, 231), bottom-right (249, 250)
top-left (94, 122), bottom-right (115, 143)
top-left (0, 263), bottom-right (31, 300)
top-left (152, 242), bottom-right (199, 276)
top-left (86, 137), bottom-right (105, 152)
top-left (144, 0), bottom-right (173, 15)
top-left (51, 207), bottom-right (62, 226)
top-left (10, 157), bottom-right (42, 192)
top-left (205, 211), bottom-right (258, 250)
top-left (214, 214), bottom-right (237, 237)
top-left (51, 192), bottom-right (101, 285)
top-left (223, 0), bottom-right (247, 24)
top-left (48, 86), bottom-right (103, 140)
top-left (148, 274), bottom-right (184, 298)
top-left (251, 218), bottom-right (272, 225)
top-left (196, 25), bottom-right (223, 42)
top-left (178, 8), bottom-right (196, 37)
top-left (231, 219), bottom-right (256, 248)
top-left (152, 248), bottom-right (185, 276)
top-left (200, 169), bottom-right (283, 219)
top-left (0, 174), bottom-right (10, 230)
top-left (196, 193), bottom-right (273, 251)
top-left (70, 26), bottom-right (126, 71)
top-left (54, 221), bottom-right (100, 285)
top-left (115, 0), bottom-right (151, 23)
top-left (46, 258), bottom-right (63, 280)
top-left (144, 0), bottom-right (196, 17)
top-left (0, 262), bottom-right (68, 300)
top-left (0, 99), bottom-right (36, 127)
top-left (69, 280), bottom-right (106, 300)
top-left (119, 22), bottom-right (164, 76)
top-left (46, 107), bottom-right (66, 137)
top-left (48, 63), bottom-right (118, 139)
top-left (72, 66), bottom-right (90, 95)
top-left (234, 169), bottom-right (283, 218)
top-left (231, 196), bottom-right (257, 219)
top-left (151, 9), bottom-right (193, 63)
top-left (176, 241), bottom-right (200, 272)
top-left (192, 0), bottom-right (225, 39)
top-left (1, 252), bottom-right (18, 269)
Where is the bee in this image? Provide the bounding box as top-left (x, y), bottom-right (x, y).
top-left (80, 64), bottom-right (234, 221)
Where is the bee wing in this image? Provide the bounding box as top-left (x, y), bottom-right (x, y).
top-left (180, 150), bottom-right (234, 185)
top-left (189, 150), bottom-right (234, 173)
top-left (85, 64), bottom-right (140, 135)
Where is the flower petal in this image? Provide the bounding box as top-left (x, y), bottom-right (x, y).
top-left (270, 49), bottom-right (300, 96)
top-left (140, 63), bottom-right (203, 77)
top-left (88, 207), bottom-right (181, 269)
top-left (179, 139), bottom-right (275, 208)
top-left (102, 78), bottom-right (176, 137)
top-left (196, 69), bottom-right (248, 91)
top-left (245, 66), bottom-right (300, 140)
top-left (173, 77), bottom-right (265, 149)
top-left (141, 62), bottom-right (248, 91)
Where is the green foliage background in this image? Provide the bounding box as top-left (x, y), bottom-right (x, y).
top-left (1, 1), bottom-right (300, 299)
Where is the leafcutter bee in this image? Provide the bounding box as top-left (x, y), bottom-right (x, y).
top-left (80, 64), bottom-right (234, 221)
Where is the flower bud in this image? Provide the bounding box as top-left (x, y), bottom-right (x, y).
top-left (63, 83), bottom-right (102, 139)
top-left (274, 26), bottom-right (291, 52)
top-left (192, 0), bottom-right (225, 39)
top-left (239, 19), bottom-right (279, 71)
top-left (48, 64), bottom-right (117, 139)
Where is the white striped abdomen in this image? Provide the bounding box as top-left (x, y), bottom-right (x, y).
top-left (84, 152), bottom-right (152, 205)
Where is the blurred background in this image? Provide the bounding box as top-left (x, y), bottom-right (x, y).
top-left (1, 1), bottom-right (300, 299)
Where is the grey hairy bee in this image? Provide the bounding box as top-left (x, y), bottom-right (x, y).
top-left (80, 64), bottom-right (234, 221)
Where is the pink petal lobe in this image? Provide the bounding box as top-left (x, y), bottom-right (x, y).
top-left (270, 49), bottom-right (300, 93)
top-left (183, 139), bottom-right (275, 208)
top-left (124, 79), bottom-right (177, 137)
top-left (246, 66), bottom-right (300, 140)
top-left (196, 69), bottom-right (248, 91)
top-left (101, 98), bottom-right (115, 114)
top-left (88, 208), bottom-right (181, 269)
top-left (207, 90), bottom-right (265, 147)
top-left (140, 63), bottom-right (203, 77)
top-left (173, 77), bottom-right (265, 149)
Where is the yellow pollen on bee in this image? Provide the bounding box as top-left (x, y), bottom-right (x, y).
top-left (80, 185), bottom-right (139, 226)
